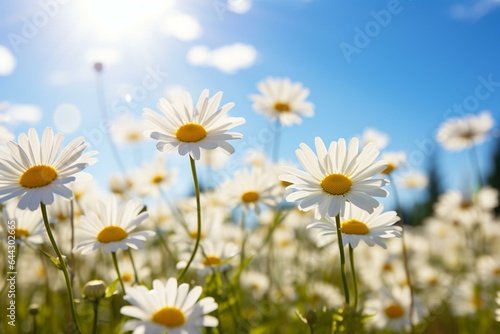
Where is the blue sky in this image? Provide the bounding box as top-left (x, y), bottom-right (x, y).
top-left (1, 0), bottom-right (499, 206)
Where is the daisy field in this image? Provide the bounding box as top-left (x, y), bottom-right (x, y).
top-left (1, 1), bottom-right (500, 334)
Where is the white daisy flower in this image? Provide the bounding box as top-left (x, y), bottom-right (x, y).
top-left (436, 110), bottom-right (494, 151)
top-left (362, 128), bottom-right (389, 150)
top-left (249, 77), bottom-right (314, 126)
top-left (308, 203), bottom-right (401, 249)
top-left (121, 278), bottom-right (218, 334)
top-left (111, 115), bottom-right (148, 145)
top-left (74, 196), bottom-right (155, 254)
top-left (176, 239), bottom-right (239, 276)
top-left (365, 286), bottom-right (425, 332)
top-left (380, 151), bottom-right (407, 175)
top-left (397, 170), bottom-right (429, 189)
top-left (280, 137), bottom-right (389, 219)
top-left (0, 127), bottom-right (97, 211)
top-left (220, 167), bottom-right (281, 214)
top-left (240, 270), bottom-right (270, 300)
top-left (131, 153), bottom-right (178, 198)
top-left (1, 202), bottom-right (46, 245)
top-left (143, 89), bottom-right (245, 160)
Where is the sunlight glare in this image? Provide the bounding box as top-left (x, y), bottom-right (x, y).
top-left (81, 0), bottom-right (175, 39)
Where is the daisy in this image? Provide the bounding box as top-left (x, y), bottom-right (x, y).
top-left (397, 170), bottom-right (429, 189)
top-left (143, 89), bottom-right (245, 160)
top-left (365, 286), bottom-right (425, 332)
top-left (0, 127), bottom-right (97, 211)
top-left (111, 115), bottom-right (148, 145)
top-left (308, 203), bottom-right (401, 249)
top-left (176, 239), bottom-right (239, 276)
top-left (436, 110), bottom-right (494, 151)
top-left (379, 151), bottom-right (407, 175)
top-left (433, 188), bottom-right (497, 227)
top-left (280, 137), bottom-right (389, 219)
top-left (131, 153), bottom-right (178, 198)
top-left (1, 202), bottom-right (46, 245)
top-left (74, 195), bottom-right (155, 254)
top-left (220, 167), bottom-right (281, 214)
top-left (361, 128), bottom-right (389, 150)
top-left (249, 77), bottom-right (314, 126)
top-left (121, 278), bottom-right (218, 334)
top-left (240, 270), bottom-right (270, 300)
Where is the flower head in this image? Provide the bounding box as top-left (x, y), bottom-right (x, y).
top-left (143, 89), bottom-right (245, 160)
top-left (221, 167), bottom-right (281, 214)
top-left (249, 77), bottom-right (314, 126)
top-left (74, 196), bottom-right (155, 254)
top-left (121, 278), bottom-right (218, 334)
top-left (0, 128), bottom-right (97, 210)
top-left (308, 203), bottom-right (401, 249)
top-left (436, 110), bottom-right (494, 151)
top-left (280, 137), bottom-right (389, 219)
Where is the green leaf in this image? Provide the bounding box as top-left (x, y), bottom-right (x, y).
top-left (49, 256), bottom-right (62, 270)
top-left (105, 278), bottom-right (120, 298)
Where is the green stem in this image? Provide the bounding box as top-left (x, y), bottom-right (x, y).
top-left (239, 210), bottom-right (246, 270)
top-left (94, 69), bottom-right (128, 176)
top-left (348, 245), bottom-right (358, 311)
top-left (388, 175), bottom-right (415, 334)
top-left (335, 214), bottom-right (350, 305)
top-left (91, 301), bottom-right (99, 334)
top-left (40, 203), bottom-right (82, 334)
top-left (127, 249), bottom-right (140, 285)
top-left (178, 156), bottom-right (202, 280)
top-left (469, 144), bottom-right (484, 188)
top-left (111, 252), bottom-right (125, 293)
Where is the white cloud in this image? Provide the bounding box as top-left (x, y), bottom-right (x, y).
top-left (0, 45), bottom-right (16, 76)
top-left (227, 0), bottom-right (252, 14)
top-left (48, 69), bottom-right (91, 86)
top-left (0, 103), bottom-right (43, 124)
top-left (164, 84), bottom-right (187, 101)
top-left (54, 104), bottom-right (82, 134)
top-left (161, 11), bottom-right (202, 41)
top-left (187, 43), bottom-right (257, 74)
top-left (450, 0), bottom-right (500, 20)
top-left (85, 47), bottom-right (121, 67)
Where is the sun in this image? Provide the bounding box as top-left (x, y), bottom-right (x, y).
top-left (80, 0), bottom-right (175, 39)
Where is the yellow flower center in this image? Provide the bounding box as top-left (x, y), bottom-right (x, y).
top-left (381, 163), bottom-right (395, 175)
top-left (122, 273), bottom-right (134, 283)
top-left (189, 230), bottom-right (205, 240)
top-left (127, 132), bottom-right (142, 141)
top-left (382, 263), bottom-right (393, 271)
top-left (151, 175), bottom-right (164, 184)
top-left (460, 201), bottom-right (473, 209)
top-left (97, 226), bottom-right (128, 243)
top-left (152, 306), bottom-right (186, 328)
top-left (280, 180), bottom-right (293, 188)
top-left (320, 174), bottom-right (352, 195)
top-left (385, 304), bottom-right (405, 319)
top-left (341, 219), bottom-right (369, 235)
top-left (203, 255), bottom-right (222, 266)
top-left (241, 191), bottom-right (260, 203)
top-left (175, 123), bottom-right (207, 143)
top-left (274, 102), bottom-right (291, 113)
top-left (19, 165), bottom-right (58, 188)
top-left (15, 228), bottom-right (30, 238)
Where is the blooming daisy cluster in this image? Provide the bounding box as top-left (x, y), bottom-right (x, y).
top-left (0, 83), bottom-right (499, 334)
